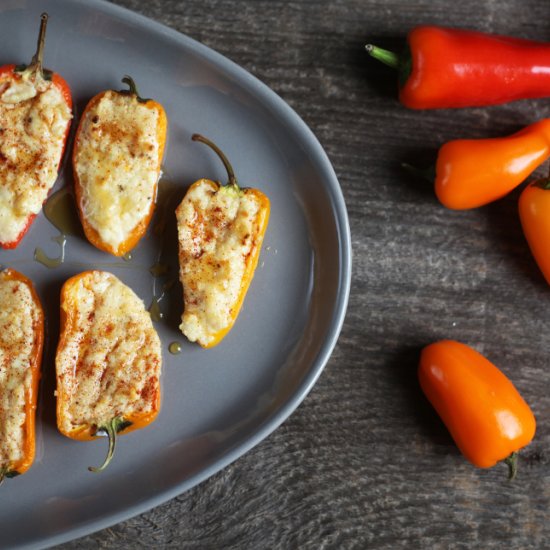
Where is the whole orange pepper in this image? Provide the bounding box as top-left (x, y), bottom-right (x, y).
top-left (419, 340), bottom-right (536, 478)
top-left (435, 119), bottom-right (550, 209)
top-left (519, 172), bottom-right (550, 285)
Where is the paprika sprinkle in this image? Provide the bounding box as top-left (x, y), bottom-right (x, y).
top-left (366, 26), bottom-right (550, 109)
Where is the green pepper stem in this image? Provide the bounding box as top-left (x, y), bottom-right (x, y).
top-left (192, 134), bottom-right (240, 191)
top-left (534, 165), bottom-right (550, 190)
top-left (16, 13), bottom-right (52, 80)
top-left (30, 13), bottom-right (48, 76)
top-left (504, 451), bottom-right (518, 481)
top-left (121, 75), bottom-right (150, 103)
top-left (534, 178), bottom-right (550, 190)
top-left (365, 44), bottom-right (400, 70)
top-left (88, 416), bottom-right (131, 473)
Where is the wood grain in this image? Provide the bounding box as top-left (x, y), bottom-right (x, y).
top-left (57, 0), bottom-right (549, 548)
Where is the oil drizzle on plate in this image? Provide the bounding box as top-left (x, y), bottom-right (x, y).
top-left (149, 295), bottom-right (164, 322)
top-left (168, 342), bottom-right (182, 355)
top-left (34, 235), bottom-right (67, 268)
top-left (34, 187), bottom-right (81, 268)
top-left (43, 187), bottom-right (81, 235)
top-left (148, 178), bottom-right (182, 322)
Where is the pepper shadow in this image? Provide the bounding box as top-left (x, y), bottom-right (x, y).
top-left (389, 146), bottom-right (440, 202)
top-left (359, 35), bottom-right (405, 100)
top-left (37, 275), bottom-right (66, 433)
top-left (146, 179), bottom-right (185, 332)
top-left (384, 344), bottom-right (458, 453)
top-left (482, 184), bottom-right (549, 290)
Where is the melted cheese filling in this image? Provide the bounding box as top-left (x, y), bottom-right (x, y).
top-left (0, 73), bottom-right (71, 244)
top-left (74, 91), bottom-right (160, 251)
top-left (0, 273), bottom-right (40, 467)
top-left (176, 181), bottom-right (262, 346)
top-left (56, 271), bottom-right (161, 431)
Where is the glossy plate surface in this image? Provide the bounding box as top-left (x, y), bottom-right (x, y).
top-left (0, 1), bottom-right (351, 547)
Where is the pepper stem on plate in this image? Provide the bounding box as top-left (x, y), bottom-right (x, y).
top-left (15, 13), bottom-right (52, 81)
top-left (120, 75), bottom-right (150, 104)
top-left (88, 416), bottom-right (132, 473)
top-left (192, 134), bottom-right (241, 192)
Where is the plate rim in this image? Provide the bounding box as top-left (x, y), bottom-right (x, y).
top-left (8, 0), bottom-right (352, 547)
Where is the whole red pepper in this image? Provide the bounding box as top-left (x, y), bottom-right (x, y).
top-left (366, 26), bottom-right (550, 109)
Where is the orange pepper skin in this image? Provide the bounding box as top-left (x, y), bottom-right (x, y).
top-left (183, 182), bottom-right (270, 349)
top-left (418, 340), bottom-right (536, 469)
top-left (73, 82), bottom-right (167, 257)
top-left (55, 270), bottom-right (161, 442)
top-left (401, 26), bottom-right (550, 109)
top-left (435, 119), bottom-right (550, 210)
top-left (0, 269), bottom-right (44, 477)
top-left (518, 179), bottom-right (550, 285)
top-left (178, 135), bottom-right (270, 349)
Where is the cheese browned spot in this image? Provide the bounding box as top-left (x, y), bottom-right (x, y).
top-left (73, 91), bottom-right (161, 251)
top-left (56, 271), bottom-right (161, 433)
top-left (0, 73), bottom-right (72, 244)
top-left (176, 180), bottom-right (263, 346)
top-left (0, 271), bottom-right (41, 468)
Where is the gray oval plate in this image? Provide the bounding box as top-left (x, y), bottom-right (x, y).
top-left (0, 0), bottom-right (351, 548)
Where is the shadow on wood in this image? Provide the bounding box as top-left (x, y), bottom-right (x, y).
top-left (383, 344), bottom-right (458, 453)
top-left (360, 35), bottom-right (405, 100)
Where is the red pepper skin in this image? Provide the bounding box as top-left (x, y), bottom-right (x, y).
top-left (401, 26), bottom-right (550, 109)
top-left (0, 54), bottom-right (72, 248)
top-left (0, 65), bottom-right (72, 110)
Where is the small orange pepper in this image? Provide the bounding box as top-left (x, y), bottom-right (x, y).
top-left (419, 340), bottom-right (536, 478)
top-left (0, 269), bottom-right (44, 485)
top-left (73, 76), bottom-right (167, 257)
top-left (435, 119), bottom-right (550, 209)
top-left (519, 170), bottom-right (550, 285)
top-left (56, 270), bottom-right (162, 472)
top-left (176, 134), bottom-right (270, 348)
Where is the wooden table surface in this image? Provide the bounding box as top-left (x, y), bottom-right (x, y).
top-left (58, 0), bottom-right (549, 548)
